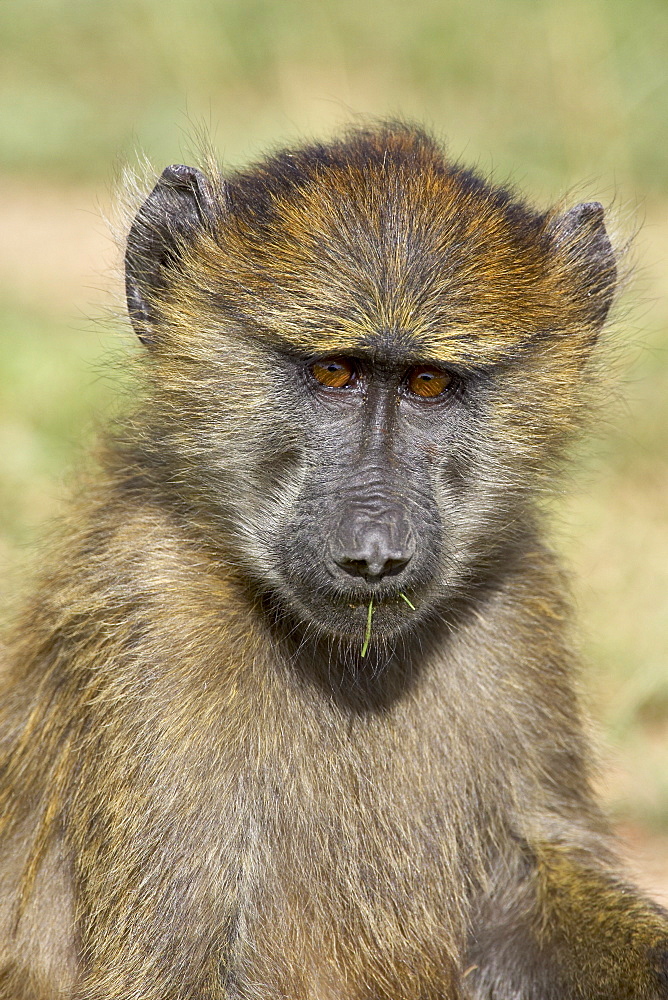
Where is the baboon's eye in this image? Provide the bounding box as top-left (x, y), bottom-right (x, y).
top-left (310, 357), bottom-right (357, 389)
top-left (405, 366), bottom-right (453, 399)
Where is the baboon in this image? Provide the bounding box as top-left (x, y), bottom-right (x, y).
top-left (0, 123), bottom-right (666, 1000)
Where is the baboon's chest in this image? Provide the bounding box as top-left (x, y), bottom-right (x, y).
top-left (224, 786), bottom-right (465, 1000)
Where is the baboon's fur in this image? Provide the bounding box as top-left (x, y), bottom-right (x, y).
top-left (0, 123), bottom-right (666, 999)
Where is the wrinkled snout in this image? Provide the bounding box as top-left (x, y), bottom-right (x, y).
top-left (329, 501), bottom-right (416, 582)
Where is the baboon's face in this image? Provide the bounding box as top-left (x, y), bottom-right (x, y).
top-left (124, 130), bottom-right (615, 647)
top-left (257, 343), bottom-right (496, 643)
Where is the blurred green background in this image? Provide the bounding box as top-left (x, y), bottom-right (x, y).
top-left (0, 0), bottom-right (666, 884)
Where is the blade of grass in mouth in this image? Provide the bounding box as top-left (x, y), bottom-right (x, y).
top-left (360, 598), bottom-right (374, 657)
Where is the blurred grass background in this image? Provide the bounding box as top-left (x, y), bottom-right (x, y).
top-left (0, 0), bottom-right (666, 883)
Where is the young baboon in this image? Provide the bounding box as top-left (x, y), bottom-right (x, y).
top-left (0, 123), bottom-right (666, 1000)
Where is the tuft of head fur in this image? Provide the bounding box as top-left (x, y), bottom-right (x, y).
top-left (130, 122), bottom-right (616, 350)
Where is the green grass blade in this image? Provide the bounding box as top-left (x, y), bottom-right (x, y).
top-left (361, 598), bottom-right (374, 657)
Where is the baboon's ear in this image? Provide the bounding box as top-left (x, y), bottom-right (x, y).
top-left (125, 164), bottom-right (215, 344)
top-left (546, 201), bottom-right (617, 331)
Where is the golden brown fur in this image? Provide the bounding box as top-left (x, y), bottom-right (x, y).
top-left (0, 123), bottom-right (666, 999)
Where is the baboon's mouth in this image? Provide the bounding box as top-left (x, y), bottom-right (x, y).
top-left (286, 587), bottom-right (423, 643)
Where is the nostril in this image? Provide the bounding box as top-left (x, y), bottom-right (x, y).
top-left (335, 552), bottom-right (413, 581)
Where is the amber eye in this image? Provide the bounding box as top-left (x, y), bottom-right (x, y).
top-left (405, 365), bottom-right (453, 399)
top-left (310, 357), bottom-right (357, 389)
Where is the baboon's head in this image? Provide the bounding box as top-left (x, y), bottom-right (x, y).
top-left (125, 124), bottom-right (616, 648)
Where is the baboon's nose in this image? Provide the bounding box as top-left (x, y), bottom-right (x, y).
top-left (331, 510), bottom-right (415, 581)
